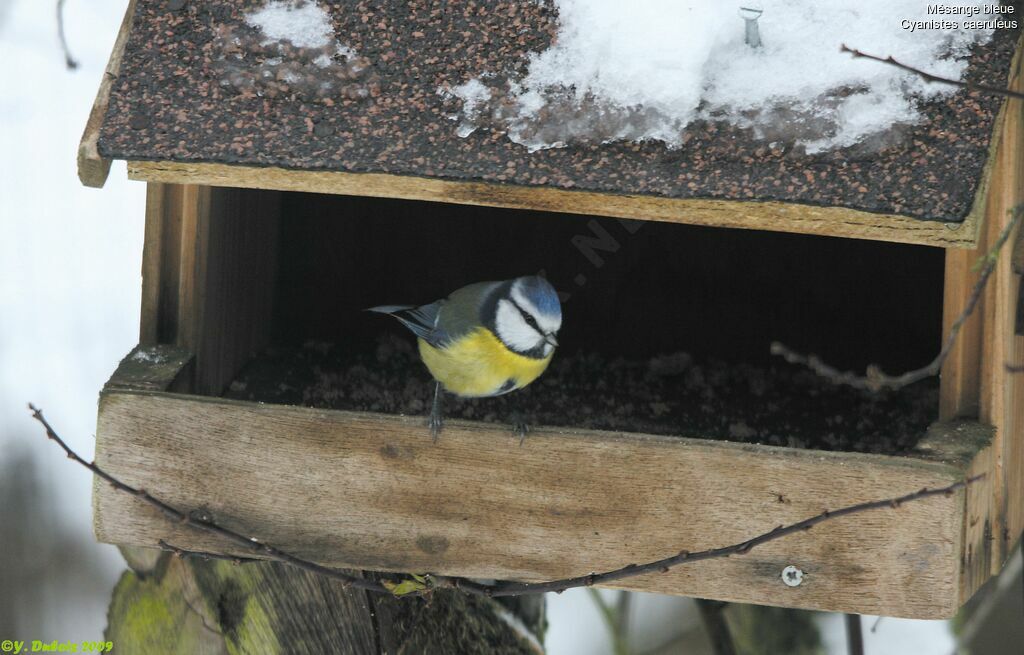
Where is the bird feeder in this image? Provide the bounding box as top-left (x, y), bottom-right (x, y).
top-left (82, 0), bottom-right (1024, 619)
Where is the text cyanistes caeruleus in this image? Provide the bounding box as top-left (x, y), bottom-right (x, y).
top-left (368, 276), bottom-right (562, 441)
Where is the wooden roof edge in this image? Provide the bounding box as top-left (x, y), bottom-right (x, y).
top-left (128, 158), bottom-right (982, 249)
top-left (78, 0), bottom-right (137, 189)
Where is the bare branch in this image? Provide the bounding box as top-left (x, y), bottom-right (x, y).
top-left (841, 45), bottom-right (1024, 101)
top-left (696, 599), bottom-right (737, 655)
top-left (845, 614), bottom-right (864, 655)
top-left (773, 205), bottom-right (1023, 392)
top-left (27, 403), bottom-right (391, 594)
top-left (57, 0), bottom-right (78, 70)
top-left (29, 404), bottom-right (981, 598)
top-left (158, 539), bottom-right (255, 565)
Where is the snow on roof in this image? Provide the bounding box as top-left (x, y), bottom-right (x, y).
top-left (245, 0), bottom-right (334, 50)
top-left (449, 1), bottom-right (996, 153)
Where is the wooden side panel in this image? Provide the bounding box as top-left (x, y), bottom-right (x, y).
top-left (94, 392), bottom-right (982, 619)
top-left (192, 188), bottom-right (281, 394)
top-left (979, 60), bottom-right (1024, 567)
top-left (138, 184), bottom-right (281, 395)
top-left (940, 248), bottom-right (984, 420)
top-left (140, 183), bottom-right (185, 345)
top-left (939, 36), bottom-right (1024, 588)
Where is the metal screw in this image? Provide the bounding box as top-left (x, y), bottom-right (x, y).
top-left (739, 7), bottom-right (764, 49)
top-left (781, 565), bottom-right (804, 587)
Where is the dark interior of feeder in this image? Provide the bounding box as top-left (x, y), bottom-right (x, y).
top-left (223, 191), bottom-right (946, 454)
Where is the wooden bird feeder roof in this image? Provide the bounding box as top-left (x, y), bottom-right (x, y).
top-left (82, 0), bottom-right (1022, 248)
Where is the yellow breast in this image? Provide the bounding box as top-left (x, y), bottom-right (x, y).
top-left (418, 328), bottom-right (553, 398)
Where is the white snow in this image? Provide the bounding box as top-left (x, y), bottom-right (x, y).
top-left (451, 0), bottom-right (997, 153)
top-left (444, 78), bottom-right (493, 137)
top-left (246, 0), bottom-right (335, 50)
top-left (243, 0), bottom-right (358, 69)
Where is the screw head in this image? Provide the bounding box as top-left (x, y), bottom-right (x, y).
top-left (781, 565), bottom-right (804, 587)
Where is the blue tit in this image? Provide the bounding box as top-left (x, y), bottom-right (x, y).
top-left (368, 275), bottom-right (562, 441)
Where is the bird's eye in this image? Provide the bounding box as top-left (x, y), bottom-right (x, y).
top-left (519, 308), bottom-right (539, 330)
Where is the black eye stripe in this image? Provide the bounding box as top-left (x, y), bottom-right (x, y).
top-left (510, 299), bottom-right (541, 331)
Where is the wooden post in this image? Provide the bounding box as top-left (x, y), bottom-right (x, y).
top-left (105, 556), bottom-right (545, 654)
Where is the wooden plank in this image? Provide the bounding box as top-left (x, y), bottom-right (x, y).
top-left (127, 160), bottom-right (983, 250)
top-left (140, 183), bottom-right (184, 345)
top-left (138, 184), bottom-right (280, 394)
top-left (940, 248), bottom-right (985, 420)
top-left (188, 188), bottom-right (281, 395)
top-left (77, 0), bottom-right (137, 188)
top-left (93, 391), bottom-right (988, 619)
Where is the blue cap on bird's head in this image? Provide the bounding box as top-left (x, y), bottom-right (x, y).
top-left (512, 275), bottom-right (561, 323)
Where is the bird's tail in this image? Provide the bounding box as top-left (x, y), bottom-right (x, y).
top-left (366, 303), bottom-right (439, 340)
top-left (366, 304), bottom-right (416, 316)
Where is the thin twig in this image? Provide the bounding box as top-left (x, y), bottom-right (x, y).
top-left (29, 404), bottom-right (983, 599)
top-left (27, 403), bottom-right (392, 594)
top-left (696, 599), bottom-right (737, 655)
top-left (56, 0), bottom-right (79, 70)
top-left (773, 206), bottom-right (1023, 392)
top-left (587, 588), bottom-right (631, 655)
top-left (845, 614), bottom-right (864, 655)
top-left (158, 539), bottom-right (255, 565)
top-left (614, 590), bottom-right (632, 647)
top-left (841, 45), bottom-right (1024, 101)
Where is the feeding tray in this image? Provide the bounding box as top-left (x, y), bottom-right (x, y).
top-left (83, 0), bottom-right (1024, 619)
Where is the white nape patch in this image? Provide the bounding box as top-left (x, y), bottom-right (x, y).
top-left (511, 283), bottom-right (562, 335)
top-left (447, 0), bottom-right (995, 153)
top-left (495, 299), bottom-right (546, 354)
top-left (246, 1), bottom-right (335, 49)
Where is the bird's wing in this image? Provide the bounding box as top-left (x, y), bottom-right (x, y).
top-left (437, 280), bottom-right (504, 340)
top-left (367, 301), bottom-right (447, 346)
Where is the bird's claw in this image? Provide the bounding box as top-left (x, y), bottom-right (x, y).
top-left (509, 412), bottom-right (530, 445)
top-left (428, 414), bottom-right (444, 443)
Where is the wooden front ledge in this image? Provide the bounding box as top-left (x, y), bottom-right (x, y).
top-left (94, 346), bottom-right (995, 619)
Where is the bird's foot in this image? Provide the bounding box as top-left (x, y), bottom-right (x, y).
top-left (508, 412), bottom-right (530, 445)
top-left (428, 413), bottom-right (444, 443)
top-left (429, 381), bottom-right (444, 443)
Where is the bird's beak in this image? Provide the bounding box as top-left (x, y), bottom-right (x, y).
top-left (545, 334), bottom-right (559, 347)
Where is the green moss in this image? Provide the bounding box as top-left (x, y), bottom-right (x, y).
top-left (107, 573), bottom-right (174, 639)
top-left (105, 564), bottom-right (228, 654)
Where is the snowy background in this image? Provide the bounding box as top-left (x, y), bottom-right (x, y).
top-left (0, 1), bottom-right (991, 652)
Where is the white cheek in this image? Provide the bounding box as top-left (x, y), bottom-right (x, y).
top-left (510, 286), bottom-right (561, 335)
top-left (496, 300), bottom-right (543, 352)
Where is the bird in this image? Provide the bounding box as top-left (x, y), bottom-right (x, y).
top-left (368, 275), bottom-right (562, 442)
